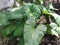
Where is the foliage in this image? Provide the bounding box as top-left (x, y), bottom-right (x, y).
top-left (0, 0), bottom-right (60, 45)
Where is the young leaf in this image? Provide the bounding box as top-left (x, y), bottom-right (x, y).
top-left (48, 13), bottom-right (60, 26)
top-left (39, 0), bottom-right (43, 4)
top-left (50, 23), bottom-right (60, 37)
top-left (42, 7), bottom-right (49, 14)
top-left (50, 22), bottom-right (57, 28)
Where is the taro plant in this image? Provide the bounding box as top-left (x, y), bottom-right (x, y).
top-left (0, 0), bottom-right (60, 45)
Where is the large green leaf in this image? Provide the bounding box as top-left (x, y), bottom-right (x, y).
top-left (13, 20), bottom-right (25, 36)
top-left (19, 3), bottom-right (41, 18)
top-left (0, 24), bottom-right (15, 37)
top-left (30, 4), bottom-right (41, 18)
top-left (0, 12), bottom-right (9, 26)
top-left (6, 9), bottom-right (23, 19)
top-left (24, 16), bottom-right (47, 45)
top-left (24, 17), bottom-right (36, 45)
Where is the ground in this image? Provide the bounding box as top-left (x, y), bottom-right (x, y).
top-left (40, 34), bottom-right (60, 45)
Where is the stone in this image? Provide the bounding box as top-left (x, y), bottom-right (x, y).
top-left (0, 0), bottom-right (14, 10)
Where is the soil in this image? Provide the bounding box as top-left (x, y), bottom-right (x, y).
top-left (40, 34), bottom-right (60, 45)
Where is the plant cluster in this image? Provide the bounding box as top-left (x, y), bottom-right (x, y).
top-left (0, 0), bottom-right (60, 45)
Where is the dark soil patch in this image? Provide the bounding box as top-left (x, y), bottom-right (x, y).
top-left (40, 34), bottom-right (60, 45)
